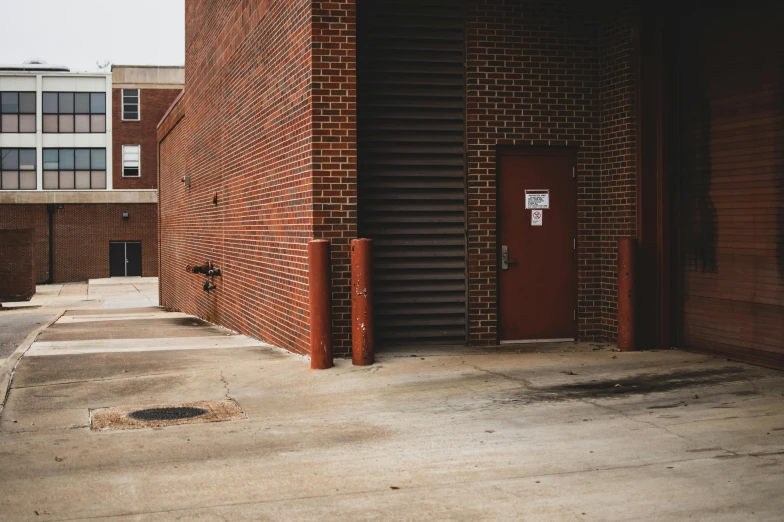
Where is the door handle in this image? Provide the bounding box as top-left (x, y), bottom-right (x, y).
top-left (501, 245), bottom-right (516, 270)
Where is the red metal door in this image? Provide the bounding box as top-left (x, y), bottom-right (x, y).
top-left (498, 148), bottom-right (577, 341)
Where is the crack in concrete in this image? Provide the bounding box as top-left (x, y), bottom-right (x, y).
top-left (219, 370), bottom-right (231, 400)
top-left (460, 357), bottom-right (533, 389)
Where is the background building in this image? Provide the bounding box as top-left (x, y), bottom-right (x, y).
top-left (0, 64), bottom-right (182, 284)
top-left (158, 0), bottom-right (783, 368)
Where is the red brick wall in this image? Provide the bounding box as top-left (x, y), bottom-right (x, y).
top-left (159, 0), bottom-right (313, 354)
top-left (1, 203), bottom-right (157, 284)
top-left (466, 0), bottom-right (638, 343)
top-left (599, 7), bottom-right (638, 340)
top-left (0, 204), bottom-right (49, 283)
top-left (113, 88), bottom-right (182, 190)
top-left (161, 0), bottom-right (638, 352)
top-left (467, 0), bottom-right (604, 343)
top-left (51, 203), bottom-right (158, 283)
top-left (0, 229), bottom-right (35, 300)
top-left (312, 1), bottom-right (358, 353)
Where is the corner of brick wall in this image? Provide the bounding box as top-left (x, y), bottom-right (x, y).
top-left (598, 5), bottom-right (638, 342)
top-left (160, 0), bottom-right (316, 355)
top-left (312, 0), bottom-right (357, 356)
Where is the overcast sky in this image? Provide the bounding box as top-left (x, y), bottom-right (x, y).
top-left (0, 0), bottom-right (184, 72)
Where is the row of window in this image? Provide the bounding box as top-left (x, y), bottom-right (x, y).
top-left (0, 89), bottom-right (141, 133)
top-left (0, 146), bottom-right (141, 190)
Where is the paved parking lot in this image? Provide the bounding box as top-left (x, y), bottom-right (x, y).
top-left (1, 299), bottom-right (782, 520)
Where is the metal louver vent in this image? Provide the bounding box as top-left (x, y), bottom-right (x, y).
top-left (358, 0), bottom-right (467, 345)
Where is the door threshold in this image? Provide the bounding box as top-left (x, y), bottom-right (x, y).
top-left (500, 338), bottom-right (575, 344)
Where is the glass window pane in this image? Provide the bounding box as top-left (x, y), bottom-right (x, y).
top-left (59, 115), bottom-right (74, 133)
top-left (43, 171), bottom-right (58, 189)
top-left (2, 171), bottom-right (19, 190)
top-left (74, 93), bottom-right (90, 113)
top-left (2, 149), bottom-right (18, 169)
top-left (75, 171), bottom-right (90, 189)
top-left (75, 149), bottom-right (90, 170)
top-left (123, 106), bottom-right (138, 120)
top-left (59, 171), bottom-right (74, 189)
top-left (19, 114), bottom-right (35, 133)
top-left (58, 93), bottom-right (74, 113)
top-left (74, 114), bottom-right (90, 133)
top-left (43, 93), bottom-right (58, 113)
top-left (43, 114), bottom-right (58, 133)
top-left (19, 93), bottom-right (35, 113)
top-left (90, 92), bottom-right (106, 114)
top-left (19, 149), bottom-right (35, 170)
top-left (90, 114), bottom-right (106, 133)
top-left (91, 149), bottom-right (106, 170)
top-left (59, 149), bottom-right (75, 170)
top-left (20, 171), bottom-right (36, 190)
top-left (123, 89), bottom-right (139, 101)
top-left (43, 149), bottom-right (58, 170)
top-left (1, 114), bottom-right (17, 132)
top-left (1, 92), bottom-right (18, 113)
top-left (91, 171), bottom-right (106, 189)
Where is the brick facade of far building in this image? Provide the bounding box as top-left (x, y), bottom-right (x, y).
top-left (0, 64), bottom-right (182, 286)
top-left (159, 0), bottom-right (784, 369)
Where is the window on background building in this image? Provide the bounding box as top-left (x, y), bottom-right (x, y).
top-left (42, 148), bottom-right (106, 190)
top-left (122, 145), bottom-right (140, 176)
top-left (1, 92), bottom-right (36, 133)
top-left (42, 92), bottom-right (106, 133)
top-left (0, 148), bottom-right (37, 190)
top-left (122, 89), bottom-right (139, 120)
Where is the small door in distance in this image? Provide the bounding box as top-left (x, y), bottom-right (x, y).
top-left (498, 148), bottom-right (577, 341)
top-left (125, 242), bottom-right (142, 277)
top-left (109, 242), bottom-right (126, 277)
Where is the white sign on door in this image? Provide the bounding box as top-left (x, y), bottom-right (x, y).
top-left (525, 190), bottom-right (549, 209)
top-left (531, 209), bottom-right (543, 226)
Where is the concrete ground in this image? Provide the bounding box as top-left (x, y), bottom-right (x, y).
top-left (0, 314), bottom-right (54, 361)
top-left (0, 277), bottom-right (158, 311)
top-left (1, 289), bottom-right (783, 520)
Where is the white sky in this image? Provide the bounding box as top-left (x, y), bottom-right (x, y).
top-left (0, 0), bottom-right (184, 72)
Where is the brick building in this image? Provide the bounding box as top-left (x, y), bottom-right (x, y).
top-left (0, 64), bottom-right (182, 285)
top-left (158, 0), bottom-right (783, 368)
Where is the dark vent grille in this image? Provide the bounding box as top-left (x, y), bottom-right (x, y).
top-left (358, 0), bottom-right (467, 345)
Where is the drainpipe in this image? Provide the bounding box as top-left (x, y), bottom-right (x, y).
top-left (46, 203), bottom-right (55, 284)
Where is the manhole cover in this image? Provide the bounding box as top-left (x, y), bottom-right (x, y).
top-left (127, 407), bottom-right (207, 421)
top-left (90, 400), bottom-right (247, 431)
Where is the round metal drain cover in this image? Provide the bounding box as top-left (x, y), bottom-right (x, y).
top-left (127, 407), bottom-right (207, 421)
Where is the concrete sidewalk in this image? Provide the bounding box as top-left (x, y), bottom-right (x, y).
top-left (0, 277), bottom-right (158, 311)
top-left (0, 305), bottom-right (783, 520)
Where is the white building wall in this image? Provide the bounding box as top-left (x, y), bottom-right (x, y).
top-left (0, 71), bottom-right (115, 192)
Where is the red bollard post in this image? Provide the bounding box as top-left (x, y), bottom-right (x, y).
top-left (617, 238), bottom-right (636, 352)
top-left (309, 239), bottom-right (333, 369)
top-left (351, 238), bottom-right (374, 366)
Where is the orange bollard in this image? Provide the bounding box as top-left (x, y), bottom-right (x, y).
top-left (351, 238), bottom-right (374, 366)
top-left (617, 238), bottom-right (636, 352)
top-left (309, 239), bottom-right (333, 369)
